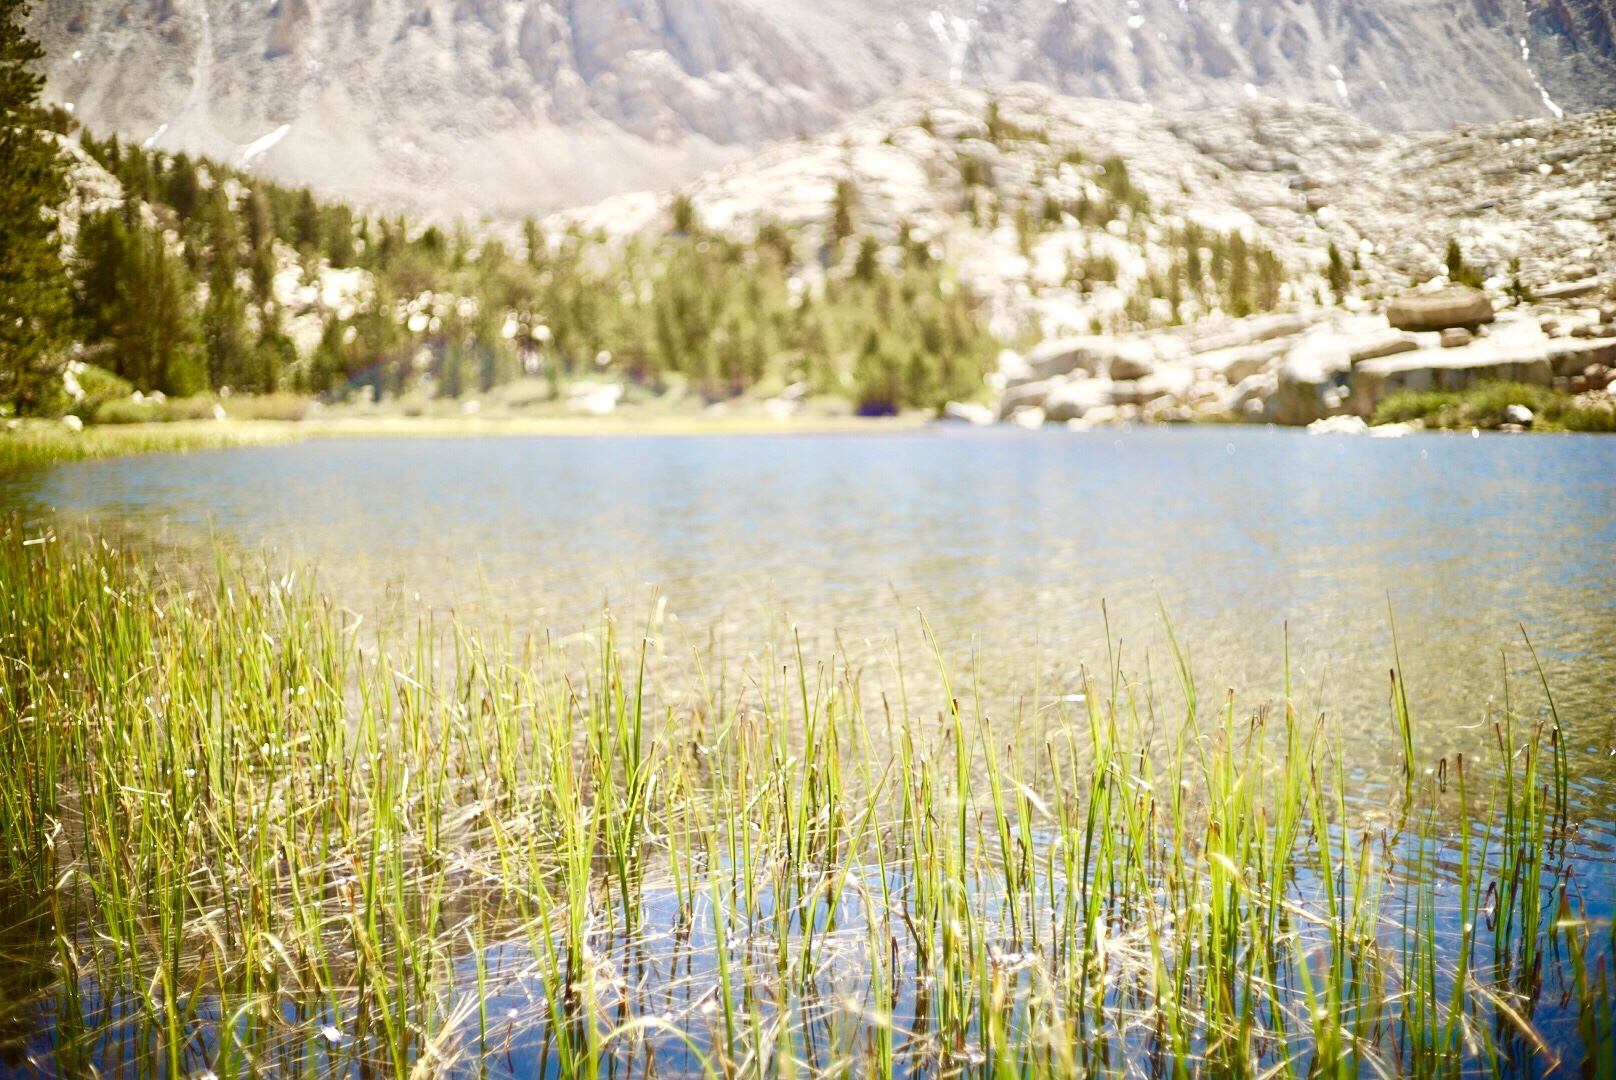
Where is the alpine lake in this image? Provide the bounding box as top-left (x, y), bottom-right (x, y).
top-left (1, 424), bottom-right (1612, 1078)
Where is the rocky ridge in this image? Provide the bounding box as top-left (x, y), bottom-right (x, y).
top-left (39, 80), bottom-right (1616, 428)
top-left (28, 0), bottom-right (1616, 217)
top-left (540, 82), bottom-right (1615, 426)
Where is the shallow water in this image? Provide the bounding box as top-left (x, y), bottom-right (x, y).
top-left (12, 846), bottom-right (1616, 1078)
top-left (4, 423), bottom-right (1616, 1076)
top-left (6, 425), bottom-right (1614, 784)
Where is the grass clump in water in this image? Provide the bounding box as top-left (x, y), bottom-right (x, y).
top-left (1373, 381), bottom-right (1616, 432)
top-left (0, 523), bottom-right (1611, 1077)
top-left (0, 419), bottom-right (305, 472)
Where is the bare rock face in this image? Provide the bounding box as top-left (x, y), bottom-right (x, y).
top-left (1387, 288), bottom-right (1496, 332)
top-left (31, 0), bottom-right (863, 215)
top-left (1550, 338), bottom-right (1616, 377)
top-left (1349, 345), bottom-right (1554, 415)
top-left (1025, 337), bottom-right (1159, 382)
top-left (28, 0), bottom-right (1616, 217)
top-left (1271, 333), bottom-right (1357, 426)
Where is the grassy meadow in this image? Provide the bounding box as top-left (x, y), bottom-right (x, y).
top-left (0, 520), bottom-right (1611, 1077)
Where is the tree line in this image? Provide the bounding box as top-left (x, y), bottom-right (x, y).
top-left (0, 0), bottom-right (994, 419)
top-left (3, 3), bottom-right (1300, 420)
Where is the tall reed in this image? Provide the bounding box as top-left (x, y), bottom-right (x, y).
top-left (0, 520), bottom-right (1608, 1077)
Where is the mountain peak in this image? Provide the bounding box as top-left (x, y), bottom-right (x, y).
top-left (32, 0), bottom-right (1616, 218)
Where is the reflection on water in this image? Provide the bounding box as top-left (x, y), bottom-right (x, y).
top-left (7, 426), bottom-right (1614, 776)
top-left (2, 428), bottom-right (1615, 1078)
top-left (11, 841), bottom-right (1616, 1078)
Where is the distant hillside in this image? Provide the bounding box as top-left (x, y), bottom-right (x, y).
top-left (27, 0), bottom-right (1616, 218)
top-left (48, 81), bottom-right (1615, 426)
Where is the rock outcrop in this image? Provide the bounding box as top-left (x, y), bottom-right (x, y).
top-left (1388, 288), bottom-right (1496, 332)
top-left (990, 291), bottom-right (1616, 429)
top-left (29, 0), bottom-right (1616, 217)
top-left (591, 83), bottom-right (1614, 430)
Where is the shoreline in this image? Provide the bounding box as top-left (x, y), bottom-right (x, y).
top-left (0, 413), bottom-right (935, 471)
top-left (3, 407), bottom-right (1606, 473)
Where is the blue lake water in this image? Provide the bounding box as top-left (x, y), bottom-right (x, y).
top-left (4, 422), bottom-right (1616, 1076)
top-left (5, 424), bottom-right (1615, 788)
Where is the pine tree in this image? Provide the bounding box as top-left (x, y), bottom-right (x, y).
top-left (1227, 232), bottom-right (1253, 316)
top-left (201, 208), bottom-right (253, 392)
top-left (293, 188), bottom-right (321, 252)
top-left (166, 152), bottom-right (200, 219)
top-left (252, 306), bottom-right (294, 394)
top-left (202, 270), bottom-right (250, 390)
top-left (1327, 241), bottom-right (1350, 301)
top-left (0, 0), bottom-right (74, 415)
top-left (244, 187), bottom-right (273, 252)
top-left (831, 179), bottom-right (856, 245)
top-left (1445, 238), bottom-right (1484, 288)
top-left (852, 236), bottom-right (879, 283)
top-left (77, 209), bottom-right (204, 395)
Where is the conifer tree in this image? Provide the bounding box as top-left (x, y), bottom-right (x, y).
top-left (77, 209), bottom-right (204, 395)
top-left (166, 152), bottom-right (200, 219)
top-left (293, 188), bottom-right (320, 252)
top-left (1227, 232), bottom-right (1253, 316)
top-left (200, 190), bottom-right (253, 389)
top-left (0, 0), bottom-right (73, 414)
top-left (1327, 241), bottom-right (1350, 301)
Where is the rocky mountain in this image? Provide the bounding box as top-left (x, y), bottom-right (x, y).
top-left (549, 82), bottom-right (1614, 426)
top-left (607, 82), bottom-right (1613, 334)
top-left (27, 0), bottom-right (1616, 218)
top-left (41, 72), bottom-right (1615, 429)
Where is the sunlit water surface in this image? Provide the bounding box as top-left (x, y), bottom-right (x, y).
top-left (7, 426), bottom-right (1613, 763)
top-left (3, 425), bottom-right (1616, 1076)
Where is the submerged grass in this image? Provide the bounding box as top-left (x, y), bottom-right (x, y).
top-left (0, 522), bottom-right (1611, 1077)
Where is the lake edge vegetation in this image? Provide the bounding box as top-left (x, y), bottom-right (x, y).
top-left (1, 521), bottom-right (1611, 1077)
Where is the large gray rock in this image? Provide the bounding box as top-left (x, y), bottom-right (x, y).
top-left (1271, 335), bottom-right (1356, 426)
top-left (1112, 366), bottom-right (1195, 407)
top-left (1349, 343), bottom-right (1553, 415)
top-left (1535, 279), bottom-right (1604, 301)
top-left (1226, 372), bottom-right (1279, 420)
top-left (1025, 337), bottom-right (1159, 382)
top-left (1547, 338), bottom-right (1616, 377)
top-left (1192, 338), bottom-right (1294, 384)
top-left (1503, 404), bottom-right (1535, 427)
top-left (997, 378), bottom-right (1063, 419)
top-left (1042, 378), bottom-right (1116, 421)
top-left (1264, 324), bottom-right (1416, 425)
top-left (1107, 341), bottom-right (1159, 381)
top-left (1349, 330), bottom-right (1423, 363)
top-left (942, 400), bottom-right (995, 425)
top-left (1024, 337), bottom-right (1111, 381)
top-left (1182, 313), bottom-right (1319, 355)
top-left (995, 349), bottom-right (1033, 385)
top-left (1386, 287), bottom-right (1496, 332)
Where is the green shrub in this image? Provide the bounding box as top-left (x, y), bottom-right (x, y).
top-left (1373, 380), bottom-right (1613, 431)
top-left (1560, 399), bottom-right (1616, 432)
top-left (64, 363), bottom-right (132, 420)
top-left (94, 394), bottom-right (221, 424)
top-left (92, 398), bottom-right (160, 424)
top-left (222, 393), bottom-right (311, 422)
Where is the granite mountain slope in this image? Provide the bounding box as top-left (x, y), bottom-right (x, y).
top-left (544, 82), bottom-right (1614, 425)
top-left (27, 0), bottom-right (1616, 217)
